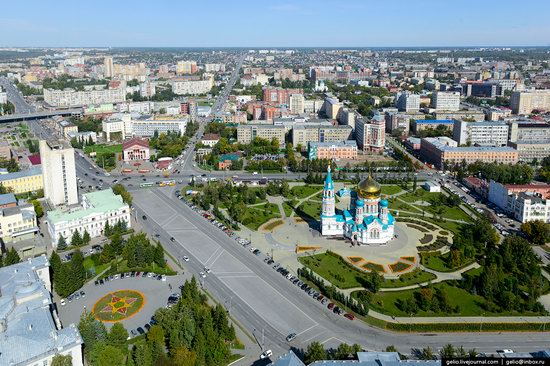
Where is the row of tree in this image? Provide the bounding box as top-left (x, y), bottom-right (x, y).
top-left (122, 233), bottom-right (165, 269)
top-left (79, 277), bottom-right (237, 366)
top-left (0, 247), bottom-right (21, 267)
top-left (50, 250), bottom-right (86, 298)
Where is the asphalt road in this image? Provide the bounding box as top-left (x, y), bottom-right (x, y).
top-left (0, 77), bottom-right (35, 114)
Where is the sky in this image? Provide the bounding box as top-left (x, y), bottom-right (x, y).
top-left (2, 0), bottom-right (550, 47)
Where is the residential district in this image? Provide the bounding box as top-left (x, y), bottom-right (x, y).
top-left (1, 46), bottom-right (550, 366)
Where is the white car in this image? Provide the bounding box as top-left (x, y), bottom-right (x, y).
top-left (252, 171), bottom-right (258, 175)
top-left (199, 271), bottom-right (206, 278)
top-left (60, 299), bottom-right (66, 306)
top-left (183, 256), bottom-right (189, 262)
top-left (260, 350), bottom-right (272, 359)
top-left (204, 267), bottom-right (211, 274)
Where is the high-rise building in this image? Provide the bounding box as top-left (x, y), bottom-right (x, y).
top-left (39, 140), bottom-right (78, 206)
top-left (262, 87), bottom-right (303, 106)
top-left (432, 91), bottom-right (461, 111)
top-left (176, 60), bottom-right (198, 74)
top-left (511, 90), bottom-right (550, 115)
top-left (289, 94), bottom-right (305, 114)
top-left (104, 56), bottom-right (114, 78)
top-left (452, 120), bottom-right (509, 146)
top-left (396, 92), bottom-right (420, 112)
top-left (355, 115), bottom-right (385, 152)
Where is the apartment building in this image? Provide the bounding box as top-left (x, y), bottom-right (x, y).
top-left (292, 124), bottom-right (353, 149)
top-left (0, 166), bottom-right (43, 194)
top-left (508, 121), bottom-right (550, 143)
top-left (176, 60), bottom-right (198, 74)
top-left (262, 87), bottom-right (303, 106)
top-left (324, 96), bottom-right (343, 119)
top-left (384, 112), bottom-right (411, 134)
top-left (236, 124), bottom-right (286, 146)
top-left (434, 110), bottom-right (485, 122)
top-left (205, 63), bottom-right (226, 72)
top-left (511, 90), bottom-right (550, 114)
top-left (452, 120), bottom-right (509, 146)
top-left (171, 77), bottom-right (213, 95)
top-left (432, 91), bottom-right (460, 111)
top-left (39, 140), bottom-right (78, 206)
top-left (46, 188), bottom-right (131, 247)
top-left (44, 85), bottom-right (126, 107)
top-left (308, 140), bottom-right (358, 160)
top-left (303, 99), bottom-right (324, 114)
top-left (339, 108), bottom-right (356, 130)
top-left (396, 92), bottom-right (420, 112)
top-left (355, 115), bottom-right (385, 152)
top-left (420, 137), bottom-right (518, 169)
top-left (104, 56), bottom-right (114, 78)
top-left (289, 93), bottom-right (305, 114)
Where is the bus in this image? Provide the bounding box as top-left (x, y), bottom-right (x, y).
top-left (140, 182), bottom-right (154, 188)
top-left (159, 180), bottom-right (176, 187)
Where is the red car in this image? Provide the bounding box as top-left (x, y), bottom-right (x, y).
top-left (344, 313), bottom-right (355, 320)
top-left (328, 303), bottom-right (335, 310)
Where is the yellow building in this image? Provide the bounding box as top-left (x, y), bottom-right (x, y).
top-left (0, 167), bottom-right (43, 194)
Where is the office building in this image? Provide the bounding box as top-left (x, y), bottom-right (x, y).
top-left (488, 180), bottom-right (550, 223)
top-left (39, 140), bottom-right (78, 206)
top-left (396, 92), bottom-right (420, 112)
top-left (308, 140), bottom-right (358, 160)
top-left (508, 141), bottom-right (550, 162)
top-left (122, 137), bottom-right (150, 162)
top-left (46, 188), bottom-right (131, 247)
top-left (102, 114), bottom-right (188, 141)
top-left (486, 107), bottom-right (512, 121)
top-left (0, 256), bottom-right (84, 366)
top-left (452, 120), bottom-right (509, 146)
top-left (44, 85), bottom-right (126, 107)
top-left (236, 124), bottom-right (286, 146)
top-left (508, 121), bottom-right (550, 143)
top-left (262, 87), bottom-right (303, 106)
top-left (289, 93), bottom-right (305, 114)
top-left (355, 115), bottom-right (385, 152)
top-left (104, 56), bottom-right (114, 78)
top-left (511, 90), bottom-right (550, 115)
top-left (432, 91), bottom-right (460, 111)
top-left (460, 81), bottom-right (500, 97)
top-left (413, 119), bottom-right (455, 133)
top-left (420, 137), bottom-right (518, 169)
top-left (0, 166), bottom-right (43, 194)
top-left (292, 124), bottom-right (353, 148)
top-left (171, 77), bottom-right (213, 95)
top-left (176, 60), bottom-right (198, 74)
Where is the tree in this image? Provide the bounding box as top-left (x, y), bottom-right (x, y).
top-left (50, 354), bottom-right (72, 366)
top-left (334, 343), bottom-right (354, 360)
top-left (57, 234), bottom-right (67, 250)
top-left (367, 270), bottom-right (383, 293)
top-left (4, 247), bottom-right (20, 265)
top-left (440, 344), bottom-right (456, 358)
top-left (112, 184), bottom-right (133, 205)
top-left (82, 230), bottom-right (91, 246)
top-left (386, 345), bottom-right (398, 352)
top-left (71, 230), bottom-right (82, 246)
top-left (107, 322), bottom-right (128, 351)
top-left (31, 199), bottom-right (43, 218)
top-left (92, 343), bottom-right (126, 366)
top-left (78, 311), bottom-right (108, 356)
top-left (521, 220), bottom-right (550, 245)
top-left (420, 347), bottom-right (435, 360)
top-left (304, 342), bottom-right (327, 364)
top-left (172, 346), bottom-right (197, 366)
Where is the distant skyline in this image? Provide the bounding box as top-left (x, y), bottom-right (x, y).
top-left (2, 0), bottom-right (550, 47)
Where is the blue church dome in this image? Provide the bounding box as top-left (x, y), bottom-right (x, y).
top-left (380, 199), bottom-right (388, 207)
top-left (356, 198), bottom-right (365, 207)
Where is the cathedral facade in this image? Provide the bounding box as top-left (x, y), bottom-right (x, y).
top-left (320, 167), bottom-right (395, 245)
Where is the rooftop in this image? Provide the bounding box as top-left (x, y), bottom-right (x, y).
top-left (0, 192), bottom-right (16, 206)
top-left (415, 119), bottom-right (455, 124)
top-left (0, 256), bottom-right (82, 365)
top-left (46, 188), bottom-right (128, 225)
top-left (310, 140), bottom-right (357, 148)
top-left (0, 166), bottom-right (42, 182)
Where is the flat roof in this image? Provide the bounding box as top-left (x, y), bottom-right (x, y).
top-left (46, 188), bottom-right (127, 224)
top-left (0, 166), bottom-right (42, 182)
top-left (415, 119), bottom-right (454, 124)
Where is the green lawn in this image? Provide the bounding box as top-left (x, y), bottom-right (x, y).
top-left (421, 252), bottom-right (475, 272)
top-left (242, 203), bottom-right (281, 230)
top-left (368, 281), bottom-right (544, 317)
top-left (282, 201), bottom-right (295, 217)
top-left (84, 144), bottom-right (123, 155)
top-left (290, 185), bottom-right (323, 199)
top-left (83, 256), bottom-right (110, 278)
top-left (299, 252), bottom-right (436, 289)
top-left (380, 185), bottom-right (404, 196)
top-left (297, 200), bottom-right (322, 221)
top-left (99, 259), bottom-right (176, 280)
top-left (396, 211), bottom-right (466, 235)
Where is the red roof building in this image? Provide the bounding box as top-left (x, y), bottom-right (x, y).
top-left (28, 154), bottom-right (41, 165)
top-left (122, 138), bottom-right (150, 162)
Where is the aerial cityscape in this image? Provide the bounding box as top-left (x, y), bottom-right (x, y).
top-left (1, 1), bottom-right (550, 366)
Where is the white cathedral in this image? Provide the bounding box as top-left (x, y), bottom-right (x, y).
top-left (320, 167), bottom-right (395, 245)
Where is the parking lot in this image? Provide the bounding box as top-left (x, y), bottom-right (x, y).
top-left (57, 271), bottom-right (187, 334)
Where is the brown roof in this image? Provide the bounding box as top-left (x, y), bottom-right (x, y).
top-left (123, 138), bottom-right (149, 150)
top-left (202, 133), bottom-right (220, 141)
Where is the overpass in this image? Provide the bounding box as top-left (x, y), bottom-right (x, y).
top-left (0, 109), bottom-right (83, 123)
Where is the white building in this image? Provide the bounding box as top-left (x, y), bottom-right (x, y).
top-left (46, 188), bottom-right (131, 247)
top-left (104, 56), bottom-right (114, 78)
top-left (0, 86), bottom-right (7, 104)
top-left (0, 202), bottom-right (38, 243)
top-left (303, 99), bottom-right (324, 114)
top-left (432, 91), bottom-right (460, 111)
top-left (205, 63), bottom-right (226, 72)
top-left (117, 101), bottom-right (154, 114)
top-left (0, 256), bottom-right (84, 366)
top-left (452, 120), bottom-right (509, 146)
top-left (171, 76), bottom-right (213, 95)
top-left (289, 93), bottom-right (305, 114)
top-left (396, 92), bottom-right (420, 112)
top-left (102, 113), bottom-right (188, 141)
top-left (488, 180), bottom-right (550, 223)
top-left (423, 181), bottom-right (441, 193)
top-left (39, 140), bottom-right (78, 206)
top-left (44, 85), bottom-right (126, 107)
top-left (139, 81), bottom-right (156, 98)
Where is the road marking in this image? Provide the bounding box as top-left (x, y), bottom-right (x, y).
top-left (207, 248), bottom-right (225, 267)
top-left (160, 215), bottom-right (179, 229)
top-left (304, 330), bottom-right (326, 343)
top-left (214, 271), bottom-right (254, 275)
top-left (295, 324), bottom-right (318, 337)
top-left (217, 275), bottom-right (258, 279)
top-left (204, 247), bottom-right (223, 267)
top-left (321, 336), bottom-right (347, 345)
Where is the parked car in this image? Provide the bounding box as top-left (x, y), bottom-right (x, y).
top-left (183, 256), bottom-right (189, 262)
top-left (137, 327), bottom-right (145, 335)
top-left (60, 299), bottom-right (66, 306)
top-left (286, 333), bottom-right (297, 342)
top-left (328, 303), bottom-right (335, 310)
top-left (344, 313), bottom-right (355, 320)
top-left (260, 350), bottom-right (272, 359)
